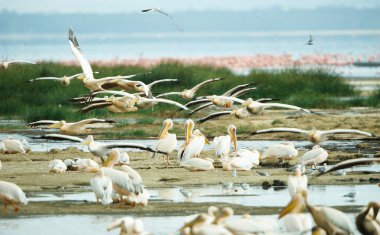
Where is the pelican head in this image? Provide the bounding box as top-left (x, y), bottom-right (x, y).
top-left (159, 119), bottom-right (173, 139)
top-left (227, 124), bottom-right (237, 152)
top-left (48, 121), bottom-right (66, 129)
top-left (208, 206), bottom-right (219, 217)
top-left (61, 77), bottom-right (71, 86)
top-left (242, 98), bottom-right (253, 107)
top-left (81, 135), bottom-right (94, 146)
top-left (193, 129), bottom-right (210, 144)
top-left (104, 149), bottom-right (120, 167)
top-left (185, 119), bottom-right (195, 145)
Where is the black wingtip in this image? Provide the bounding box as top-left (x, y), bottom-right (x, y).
top-left (105, 119), bottom-right (116, 124)
top-left (250, 131), bottom-right (258, 135)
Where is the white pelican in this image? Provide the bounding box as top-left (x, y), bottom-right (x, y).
top-left (76, 158), bottom-right (99, 173)
top-left (68, 28), bottom-right (149, 94)
top-left (301, 145), bottom-right (328, 168)
top-left (102, 167), bottom-right (135, 204)
top-left (154, 119), bottom-right (177, 163)
top-left (319, 158), bottom-right (380, 176)
top-left (0, 181), bottom-right (28, 213)
top-left (280, 190), bottom-right (355, 235)
top-left (356, 201), bottom-right (380, 234)
top-left (212, 124), bottom-right (237, 158)
top-left (157, 77), bottom-right (223, 99)
top-left (180, 158), bottom-right (214, 171)
top-left (234, 149), bottom-right (260, 166)
top-left (2, 137), bottom-right (29, 154)
top-left (121, 165), bottom-right (144, 195)
top-left (37, 134), bottom-right (164, 162)
top-left (178, 120), bottom-right (209, 162)
top-left (221, 156), bottom-right (255, 171)
top-left (280, 213), bottom-right (312, 233)
top-left (181, 206), bottom-right (220, 232)
top-left (181, 213), bottom-right (233, 235)
top-left (28, 72), bottom-right (87, 87)
top-left (251, 127), bottom-right (375, 144)
top-left (28, 118), bottom-right (115, 135)
top-left (119, 151), bottom-right (130, 165)
top-left (225, 214), bottom-right (280, 234)
top-left (1, 60), bottom-right (35, 69)
top-left (90, 168), bottom-right (113, 205)
top-left (287, 167), bottom-right (308, 197)
top-left (145, 78), bottom-right (178, 90)
top-left (108, 217), bottom-right (149, 235)
top-left (48, 159), bottom-right (67, 173)
top-left (124, 187), bottom-right (150, 207)
top-left (262, 142), bottom-right (298, 162)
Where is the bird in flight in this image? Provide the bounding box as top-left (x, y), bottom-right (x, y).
top-left (306, 35), bottom-right (313, 45)
top-left (141, 8), bottom-right (173, 19)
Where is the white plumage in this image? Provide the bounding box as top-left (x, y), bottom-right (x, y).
top-left (221, 157), bottom-right (255, 171)
top-left (225, 216), bottom-right (279, 234)
top-left (280, 214), bottom-right (312, 233)
top-left (180, 158), bottom-right (214, 171)
top-left (319, 206), bottom-right (355, 234)
top-left (212, 124), bottom-right (236, 158)
top-left (235, 149), bottom-right (260, 166)
top-left (48, 159), bottom-right (67, 173)
top-left (102, 167), bottom-right (135, 200)
top-left (90, 168), bottom-right (113, 205)
top-left (121, 165), bottom-right (144, 195)
top-left (0, 181), bottom-right (28, 213)
top-left (301, 145), bottom-right (328, 167)
top-left (76, 158), bottom-right (99, 173)
top-left (262, 142), bottom-right (298, 161)
top-left (107, 216), bottom-right (150, 235)
top-left (287, 168), bottom-right (308, 197)
top-left (2, 138), bottom-right (28, 154)
top-left (155, 119), bottom-right (177, 163)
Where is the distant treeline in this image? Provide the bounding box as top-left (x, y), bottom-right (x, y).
top-left (1, 7), bottom-right (380, 34)
top-left (0, 62), bottom-right (379, 122)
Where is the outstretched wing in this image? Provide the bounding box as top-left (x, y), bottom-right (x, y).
top-left (251, 128), bottom-right (308, 136)
top-left (190, 77), bottom-right (224, 93)
top-left (320, 129), bottom-right (375, 137)
top-left (197, 111), bottom-right (232, 124)
top-left (319, 158), bottom-right (380, 176)
top-left (28, 120), bottom-right (59, 127)
top-left (34, 134), bottom-right (83, 142)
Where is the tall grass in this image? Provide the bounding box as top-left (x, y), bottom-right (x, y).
top-left (0, 62), bottom-right (377, 122)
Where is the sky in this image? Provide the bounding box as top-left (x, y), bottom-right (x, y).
top-left (1, 0), bottom-right (380, 13)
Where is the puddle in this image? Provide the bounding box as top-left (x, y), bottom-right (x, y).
top-left (27, 184), bottom-right (380, 207)
top-left (0, 213), bottom-right (359, 235)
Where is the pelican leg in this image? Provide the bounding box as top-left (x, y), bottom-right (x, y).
top-left (3, 203), bottom-right (8, 213)
top-left (12, 202), bottom-right (20, 213)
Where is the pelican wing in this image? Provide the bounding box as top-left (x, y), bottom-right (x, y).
top-left (197, 111), bottom-right (232, 124)
top-left (102, 168), bottom-right (134, 194)
top-left (205, 95), bottom-right (245, 104)
top-left (319, 158), bottom-right (380, 176)
top-left (35, 134), bottom-right (83, 142)
top-left (104, 143), bottom-right (165, 154)
top-left (184, 99), bottom-right (210, 108)
top-left (148, 79), bottom-right (178, 89)
top-left (8, 60), bottom-right (36, 65)
top-left (261, 102), bottom-right (311, 113)
top-left (189, 77), bottom-right (223, 93)
top-left (149, 98), bottom-right (188, 110)
top-left (251, 128), bottom-right (308, 135)
top-left (28, 77), bottom-right (61, 82)
top-left (91, 90), bottom-right (136, 99)
top-left (256, 98), bottom-right (279, 103)
top-left (156, 91), bottom-right (181, 98)
top-left (72, 118), bottom-right (115, 127)
top-left (188, 103), bottom-right (213, 116)
top-left (231, 87), bottom-right (257, 97)
top-left (68, 28), bottom-right (94, 80)
top-left (27, 120), bottom-right (59, 127)
top-left (79, 102), bottom-right (113, 114)
top-left (223, 83), bottom-right (254, 96)
top-left (320, 129), bottom-right (375, 137)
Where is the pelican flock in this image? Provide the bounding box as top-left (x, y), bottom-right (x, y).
top-left (0, 21), bottom-right (379, 235)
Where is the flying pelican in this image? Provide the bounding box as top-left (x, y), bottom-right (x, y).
top-left (301, 145), bottom-right (328, 169)
top-left (279, 190), bottom-right (355, 234)
top-left (212, 124), bottom-right (237, 158)
top-left (306, 35), bottom-right (314, 45)
top-left (1, 60), bottom-right (35, 69)
top-left (36, 134), bottom-right (164, 162)
top-left (156, 77), bottom-right (223, 99)
top-left (287, 167), bottom-right (308, 197)
top-left (68, 28), bottom-right (150, 95)
top-left (262, 142), bottom-right (298, 162)
top-left (48, 159), bottom-right (67, 173)
top-left (90, 168), bottom-right (113, 205)
top-left (318, 158), bottom-right (380, 176)
top-left (251, 127), bottom-right (375, 144)
top-left (180, 158), bottom-right (214, 171)
top-left (28, 118), bottom-right (115, 135)
top-left (1, 137), bottom-right (30, 154)
top-left (0, 181), bottom-right (28, 213)
top-left (142, 8), bottom-right (174, 18)
top-left (356, 201), bottom-right (380, 234)
top-left (178, 119), bottom-right (209, 162)
top-left (145, 79), bottom-right (178, 90)
top-left (153, 119), bottom-right (177, 163)
top-left (107, 216), bottom-right (149, 235)
top-left (28, 72), bottom-right (89, 86)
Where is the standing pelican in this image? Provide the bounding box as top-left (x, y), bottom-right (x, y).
top-left (212, 124), bottom-right (237, 158)
top-left (262, 142), bottom-right (298, 162)
top-left (279, 190), bottom-right (355, 234)
top-left (356, 201), bottom-right (380, 234)
top-left (157, 78), bottom-right (223, 99)
top-left (0, 181), bottom-right (28, 213)
top-left (287, 167), bottom-right (308, 197)
top-left (154, 119), bottom-right (177, 163)
top-left (28, 72), bottom-right (87, 86)
top-left (251, 127), bottom-right (375, 144)
top-left (1, 60), bottom-right (35, 69)
top-left (90, 168), bottom-right (113, 205)
top-left (178, 119), bottom-right (209, 162)
top-left (301, 145), bottom-right (328, 169)
top-left (28, 118), bottom-right (115, 135)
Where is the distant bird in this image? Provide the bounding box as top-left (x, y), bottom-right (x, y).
top-left (315, 163), bottom-right (328, 174)
top-left (153, 119), bottom-right (177, 163)
top-left (142, 8), bottom-right (173, 18)
top-left (1, 60), bottom-right (35, 69)
top-left (256, 171), bottom-right (270, 176)
top-left (318, 158), bottom-right (380, 176)
top-left (28, 72), bottom-right (92, 87)
top-left (0, 181), bottom-right (28, 213)
top-left (157, 78), bottom-right (223, 99)
top-left (306, 35), bottom-right (313, 45)
top-left (343, 192), bottom-right (358, 199)
top-left (220, 182), bottom-right (234, 193)
top-left (48, 159), bottom-right (67, 173)
top-left (240, 183), bottom-right (250, 192)
top-left (301, 145), bottom-right (328, 169)
top-left (90, 168), bottom-right (113, 205)
top-left (251, 127), bottom-right (375, 144)
top-left (179, 188), bottom-right (192, 200)
top-left (28, 118), bottom-right (115, 136)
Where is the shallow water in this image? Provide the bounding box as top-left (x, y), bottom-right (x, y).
top-left (0, 213), bottom-right (359, 235)
top-left (28, 184), bottom-right (379, 207)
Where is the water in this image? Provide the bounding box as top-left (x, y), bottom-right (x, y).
top-left (27, 184), bottom-right (380, 207)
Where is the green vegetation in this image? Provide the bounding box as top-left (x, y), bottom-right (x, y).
top-left (0, 62), bottom-right (378, 122)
